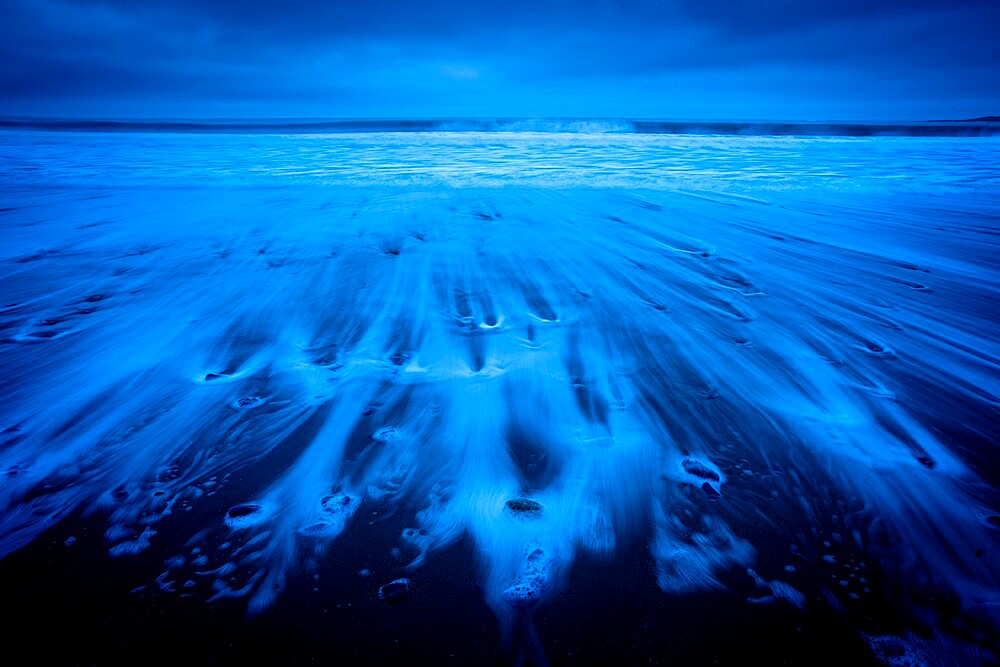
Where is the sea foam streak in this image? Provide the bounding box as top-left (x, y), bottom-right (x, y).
top-left (1, 130), bottom-right (998, 661)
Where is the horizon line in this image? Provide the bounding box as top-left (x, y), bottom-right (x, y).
top-left (1, 115), bottom-right (998, 137)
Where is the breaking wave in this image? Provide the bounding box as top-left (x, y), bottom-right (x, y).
top-left (3, 116), bottom-right (999, 136)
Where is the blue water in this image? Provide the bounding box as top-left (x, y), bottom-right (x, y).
top-left (1, 128), bottom-right (998, 664)
top-left (4, 117), bottom-right (1000, 136)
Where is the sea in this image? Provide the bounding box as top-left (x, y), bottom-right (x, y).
top-left (1, 119), bottom-right (998, 665)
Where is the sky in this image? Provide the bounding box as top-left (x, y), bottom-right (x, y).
top-left (1, 0), bottom-right (998, 121)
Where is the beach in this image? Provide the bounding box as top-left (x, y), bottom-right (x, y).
top-left (1, 128), bottom-right (998, 664)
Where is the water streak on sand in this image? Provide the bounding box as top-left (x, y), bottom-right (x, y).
top-left (0, 131), bottom-right (998, 653)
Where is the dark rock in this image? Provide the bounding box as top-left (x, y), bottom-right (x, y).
top-left (505, 498), bottom-right (543, 516)
top-left (227, 504), bottom-right (261, 519)
top-left (701, 482), bottom-right (721, 498)
top-left (682, 458), bottom-right (721, 482)
top-left (378, 578), bottom-right (411, 605)
top-left (880, 637), bottom-right (907, 657)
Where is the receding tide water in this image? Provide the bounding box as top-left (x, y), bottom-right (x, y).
top-left (1, 126), bottom-right (998, 665)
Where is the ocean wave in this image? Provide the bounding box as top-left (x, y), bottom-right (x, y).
top-left (2, 116), bottom-right (998, 136)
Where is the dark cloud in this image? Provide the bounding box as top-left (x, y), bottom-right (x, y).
top-left (1, 0), bottom-right (998, 119)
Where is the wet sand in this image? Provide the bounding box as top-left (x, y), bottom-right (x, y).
top-left (1, 131), bottom-right (998, 664)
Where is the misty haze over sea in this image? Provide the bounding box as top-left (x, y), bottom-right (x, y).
top-left (2, 116), bottom-right (1000, 136)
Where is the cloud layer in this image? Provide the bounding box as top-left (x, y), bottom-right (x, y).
top-left (2, 0), bottom-right (998, 119)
